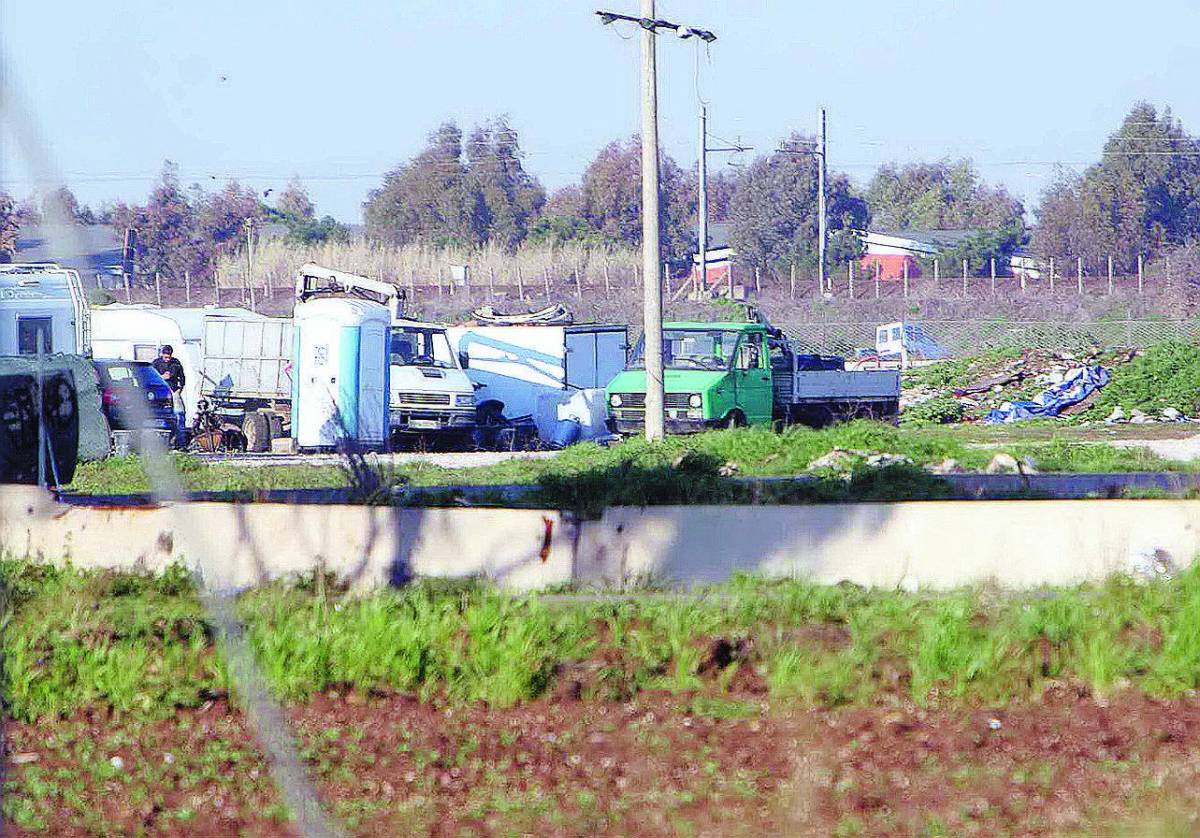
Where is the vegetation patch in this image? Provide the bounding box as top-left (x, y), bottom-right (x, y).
top-left (1084, 340), bottom-right (1200, 418)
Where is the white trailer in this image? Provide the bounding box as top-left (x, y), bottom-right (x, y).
top-left (0, 263), bottom-right (90, 356)
top-left (446, 324), bottom-right (627, 442)
top-left (90, 305), bottom-right (293, 450)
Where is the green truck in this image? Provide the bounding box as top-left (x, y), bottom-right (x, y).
top-left (605, 321), bottom-right (900, 434)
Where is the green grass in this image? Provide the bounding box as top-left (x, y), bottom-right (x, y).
top-left (65, 423), bottom-right (1197, 508)
top-left (1084, 340), bottom-right (1200, 418)
top-left (10, 561), bottom-right (1200, 723)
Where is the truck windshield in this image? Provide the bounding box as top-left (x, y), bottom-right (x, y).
top-left (630, 329), bottom-right (734, 371)
top-left (391, 328), bottom-right (456, 369)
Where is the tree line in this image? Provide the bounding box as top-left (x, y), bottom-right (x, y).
top-left (2, 102), bottom-right (1197, 280)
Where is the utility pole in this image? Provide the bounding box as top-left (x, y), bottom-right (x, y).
top-left (598, 6), bottom-right (716, 442)
top-left (639, 0), bottom-right (664, 441)
top-left (697, 108), bottom-right (750, 298)
top-left (817, 107), bottom-right (827, 291)
top-left (777, 112), bottom-right (827, 289)
top-left (697, 104), bottom-right (707, 297)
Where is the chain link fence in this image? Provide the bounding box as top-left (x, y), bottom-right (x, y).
top-left (787, 320), bottom-right (1200, 356)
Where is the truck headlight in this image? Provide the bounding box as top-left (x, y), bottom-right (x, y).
top-left (609, 394), bottom-right (622, 408)
top-left (455, 394), bottom-right (476, 407)
top-left (688, 393), bottom-right (703, 408)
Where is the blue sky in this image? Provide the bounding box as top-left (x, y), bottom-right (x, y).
top-left (4, 0), bottom-right (1199, 223)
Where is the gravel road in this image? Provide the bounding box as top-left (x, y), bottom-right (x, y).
top-left (193, 450), bottom-right (565, 469)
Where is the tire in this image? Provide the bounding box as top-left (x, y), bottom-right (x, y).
top-left (267, 413), bottom-right (285, 440)
top-left (243, 411), bottom-right (271, 453)
top-left (723, 410), bottom-right (746, 430)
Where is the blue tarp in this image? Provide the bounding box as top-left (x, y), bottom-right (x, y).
top-left (984, 365), bottom-right (1111, 424)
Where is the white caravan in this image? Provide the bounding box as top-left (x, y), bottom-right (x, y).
top-left (0, 263), bottom-right (90, 356)
top-left (446, 324), bottom-right (627, 443)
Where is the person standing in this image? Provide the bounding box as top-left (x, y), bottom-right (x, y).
top-left (153, 344), bottom-right (187, 448)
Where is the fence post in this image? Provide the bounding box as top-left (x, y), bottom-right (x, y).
top-left (1077, 257), bottom-right (1083, 295)
top-left (874, 262), bottom-right (880, 298)
top-left (212, 268), bottom-right (219, 305)
top-left (543, 267), bottom-right (551, 298)
top-left (155, 271), bottom-right (161, 306)
top-left (933, 258), bottom-right (939, 285)
top-left (989, 258), bottom-right (996, 295)
top-left (124, 269), bottom-right (131, 303)
top-left (663, 264), bottom-right (671, 298)
top-left (1049, 258), bottom-right (1055, 293)
top-left (754, 266), bottom-right (761, 295)
top-left (1020, 264), bottom-right (1026, 293)
top-left (848, 261), bottom-right (854, 299)
top-left (902, 260), bottom-right (909, 298)
top-left (574, 268), bottom-right (582, 298)
top-left (1166, 255), bottom-right (1172, 283)
top-left (488, 266), bottom-right (496, 297)
top-left (962, 259), bottom-right (968, 298)
top-left (1107, 255), bottom-right (1114, 296)
top-left (517, 265), bottom-right (525, 300)
top-left (603, 260), bottom-right (611, 295)
top-left (184, 269), bottom-right (191, 304)
top-left (1137, 254), bottom-right (1144, 294)
top-left (789, 262), bottom-right (796, 299)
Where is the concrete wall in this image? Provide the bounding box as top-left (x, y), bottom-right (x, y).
top-left (3, 487), bottom-right (1199, 590)
top-left (0, 486), bottom-right (575, 592)
top-left (575, 501), bottom-right (1200, 589)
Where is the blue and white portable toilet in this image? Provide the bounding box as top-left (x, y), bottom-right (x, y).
top-left (292, 297), bottom-right (390, 451)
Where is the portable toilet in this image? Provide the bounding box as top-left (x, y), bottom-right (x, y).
top-left (291, 298), bottom-right (390, 450)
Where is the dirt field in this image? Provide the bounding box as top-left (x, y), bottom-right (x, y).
top-left (7, 688), bottom-right (1200, 837)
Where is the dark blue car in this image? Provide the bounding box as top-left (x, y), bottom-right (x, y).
top-left (92, 360), bottom-right (176, 433)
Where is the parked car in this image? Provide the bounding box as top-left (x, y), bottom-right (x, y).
top-left (92, 360), bottom-right (176, 434)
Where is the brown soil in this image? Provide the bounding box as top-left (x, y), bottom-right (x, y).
top-left (7, 688), bottom-right (1200, 836)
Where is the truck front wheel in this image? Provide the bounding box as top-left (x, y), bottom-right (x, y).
top-left (243, 411), bottom-right (271, 453)
top-left (723, 410), bottom-right (746, 430)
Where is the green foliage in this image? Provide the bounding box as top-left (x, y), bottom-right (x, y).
top-left (866, 159), bottom-right (1024, 232)
top-left (928, 221), bottom-right (1028, 276)
top-left (1086, 340), bottom-right (1200, 416)
top-left (364, 119), bottom-right (545, 251)
top-left (11, 562), bottom-right (1200, 722)
top-left (0, 191), bottom-right (19, 258)
top-left (900, 396), bottom-right (964, 426)
top-left (578, 136), bottom-right (695, 266)
top-left (1033, 103), bottom-right (1200, 270)
top-left (729, 132), bottom-right (868, 269)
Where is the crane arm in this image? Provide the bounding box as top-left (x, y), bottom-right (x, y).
top-left (294, 262), bottom-right (406, 318)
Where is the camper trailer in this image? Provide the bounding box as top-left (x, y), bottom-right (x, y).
top-left (0, 263), bottom-right (90, 356)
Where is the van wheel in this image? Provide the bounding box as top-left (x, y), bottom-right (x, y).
top-left (724, 411), bottom-right (746, 429)
top-left (243, 411), bottom-right (271, 453)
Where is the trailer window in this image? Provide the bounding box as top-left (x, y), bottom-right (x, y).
top-left (391, 329), bottom-right (456, 369)
top-left (17, 317), bottom-right (52, 355)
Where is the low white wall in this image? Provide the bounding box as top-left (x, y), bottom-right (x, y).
top-left (3, 488), bottom-right (1199, 591)
top-left (0, 487), bottom-right (574, 592)
top-left (574, 501), bottom-right (1200, 589)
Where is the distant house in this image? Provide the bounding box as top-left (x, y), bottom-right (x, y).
top-left (859, 229), bottom-right (1038, 280)
top-left (691, 220), bottom-right (737, 290)
top-left (858, 229), bottom-right (978, 280)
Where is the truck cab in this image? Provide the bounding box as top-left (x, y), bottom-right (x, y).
top-left (606, 320), bottom-right (900, 435)
top-left (606, 322), bottom-right (773, 434)
top-left (389, 320), bottom-right (476, 444)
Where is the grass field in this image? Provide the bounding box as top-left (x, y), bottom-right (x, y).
top-left (8, 562), bottom-right (1200, 834)
top-left (65, 422), bottom-right (1199, 506)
